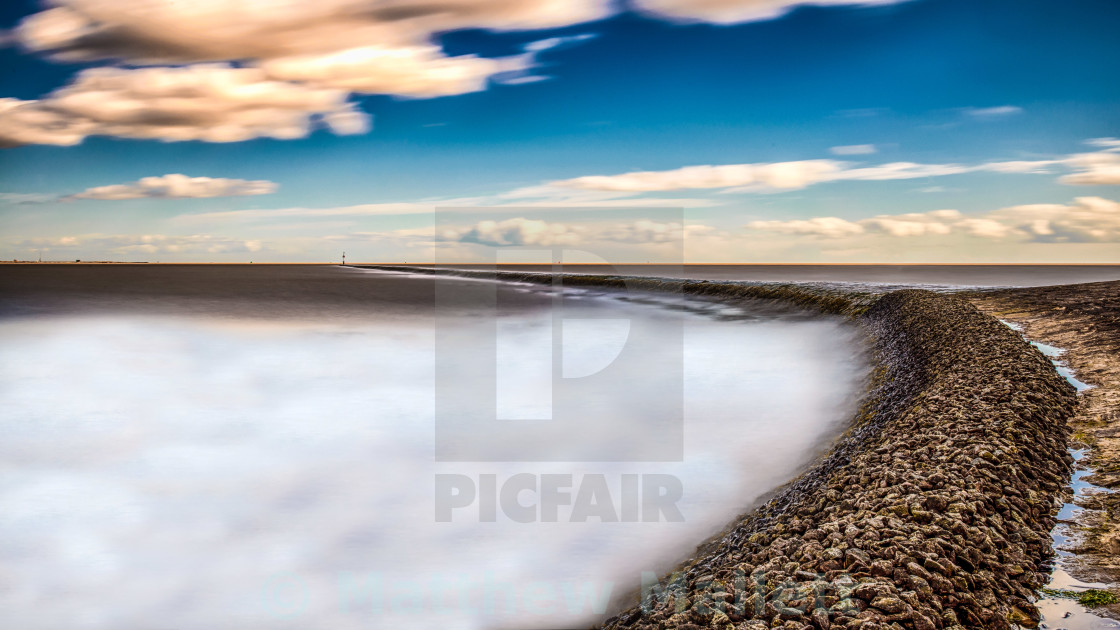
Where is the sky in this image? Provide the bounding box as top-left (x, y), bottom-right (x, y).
top-left (0, 0), bottom-right (1118, 263)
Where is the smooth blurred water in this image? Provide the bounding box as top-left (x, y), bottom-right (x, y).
top-left (0, 266), bottom-right (869, 629)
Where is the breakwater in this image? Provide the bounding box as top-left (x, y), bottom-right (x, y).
top-left (359, 266), bottom-right (1080, 630)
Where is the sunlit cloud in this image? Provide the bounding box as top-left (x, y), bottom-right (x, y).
top-left (4, 0), bottom-right (610, 146)
top-left (544, 147), bottom-right (1120, 195)
top-left (0, 65), bottom-right (368, 147)
top-left (1057, 152), bottom-right (1120, 186)
top-left (632, 0), bottom-right (913, 24)
top-left (70, 174), bottom-right (278, 200)
top-left (747, 197), bottom-right (1120, 242)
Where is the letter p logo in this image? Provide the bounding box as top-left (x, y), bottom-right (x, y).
top-left (433, 208), bottom-right (685, 462)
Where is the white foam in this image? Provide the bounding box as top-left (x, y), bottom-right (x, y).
top-left (0, 308), bottom-right (867, 629)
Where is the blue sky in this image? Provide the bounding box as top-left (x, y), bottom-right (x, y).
top-left (1, 0), bottom-right (1119, 262)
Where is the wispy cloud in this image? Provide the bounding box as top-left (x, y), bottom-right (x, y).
top-left (632, 0), bottom-right (914, 24)
top-left (830, 144), bottom-right (876, 156)
top-left (961, 105), bottom-right (1024, 119)
top-left (544, 147), bottom-right (1120, 195)
top-left (1086, 137), bottom-right (1120, 150)
top-left (70, 174), bottom-right (278, 201)
top-left (0, 192), bottom-right (58, 204)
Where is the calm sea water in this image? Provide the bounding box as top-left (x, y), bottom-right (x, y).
top-left (2, 265), bottom-right (868, 629)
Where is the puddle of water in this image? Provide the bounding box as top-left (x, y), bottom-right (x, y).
top-left (1037, 597), bottom-right (1120, 630)
top-left (1033, 340), bottom-right (1066, 358)
top-left (997, 321), bottom-right (1115, 629)
top-left (997, 320), bottom-right (1094, 391)
top-left (1049, 568), bottom-right (1111, 591)
top-left (1057, 365), bottom-right (1095, 392)
top-left (1001, 318), bottom-right (1026, 331)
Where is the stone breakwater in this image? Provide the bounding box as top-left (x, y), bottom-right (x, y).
top-left (600, 290), bottom-right (1079, 630)
top-left (357, 265), bottom-right (881, 315)
top-left (357, 266), bottom-right (1080, 630)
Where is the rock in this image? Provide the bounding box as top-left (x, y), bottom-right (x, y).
top-left (913, 614), bottom-right (937, 630)
top-left (590, 289), bottom-right (1079, 630)
top-left (869, 597), bottom-right (906, 614)
top-left (778, 607), bottom-right (806, 620)
top-left (811, 607), bottom-right (831, 630)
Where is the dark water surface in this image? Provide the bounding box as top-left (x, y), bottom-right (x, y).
top-left (0, 263), bottom-right (548, 320)
top-left (0, 264), bottom-right (871, 630)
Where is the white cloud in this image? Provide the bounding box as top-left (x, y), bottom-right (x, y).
top-left (498, 183), bottom-right (719, 207)
top-left (599, 220), bottom-right (709, 243)
top-left (15, 0), bottom-right (607, 64)
top-left (70, 174), bottom-right (278, 200)
top-left (632, 0), bottom-right (910, 24)
top-left (746, 216), bottom-right (864, 238)
top-left (175, 203), bottom-right (438, 224)
top-left (861, 209), bottom-right (960, 236)
top-left (975, 160), bottom-right (1058, 174)
top-left (0, 97), bottom-right (96, 147)
top-left (438, 217), bottom-right (711, 247)
top-left (747, 209), bottom-right (961, 238)
top-left (260, 45), bottom-right (529, 98)
top-left (551, 160), bottom-right (845, 192)
top-left (549, 160), bottom-right (976, 193)
top-left (5, 1), bottom-right (615, 146)
top-left (18, 233), bottom-right (265, 255)
top-left (544, 146), bottom-right (1120, 196)
top-left (954, 218), bottom-right (1015, 239)
top-left (0, 65), bottom-right (368, 147)
top-left (523, 34), bottom-right (597, 53)
top-left (1057, 152), bottom-right (1120, 186)
top-left (746, 197), bottom-right (1120, 243)
top-left (984, 197), bottom-right (1120, 242)
top-left (837, 162), bottom-right (970, 180)
top-left (962, 105), bottom-right (1023, 118)
top-left (447, 217), bottom-right (586, 247)
top-left (12, 0), bottom-right (603, 107)
top-left (1086, 138), bottom-right (1120, 150)
top-left (830, 144), bottom-right (876, 155)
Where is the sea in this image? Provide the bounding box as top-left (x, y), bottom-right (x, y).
top-left (0, 264), bottom-right (1113, 629)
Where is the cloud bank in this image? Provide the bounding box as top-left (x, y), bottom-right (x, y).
top-left (440, 218), bottom-right (703, 247)
top-left (747, 197), bottom-right (1120, 243)
top-left (17, 233), bottom-right (264, 255)
top-left (4, 0), bottom-right (923, 147)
